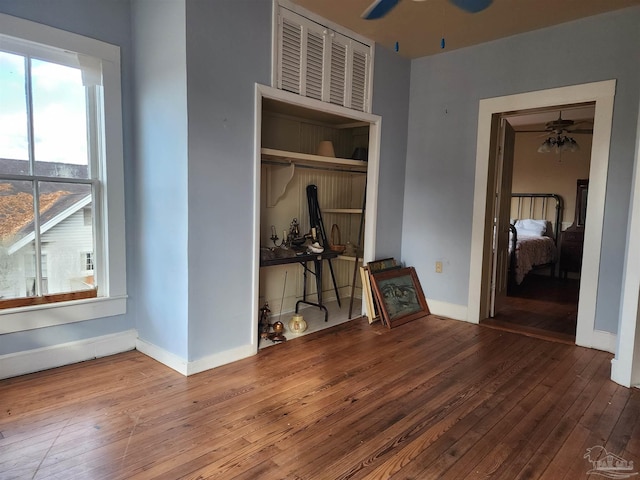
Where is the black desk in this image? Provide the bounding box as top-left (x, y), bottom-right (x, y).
top-left (260, 250), bottom-right (338, 322)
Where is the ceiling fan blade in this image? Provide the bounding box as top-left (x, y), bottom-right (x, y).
top-left (362, 0), bottom-right (401, 19)
top-left (449, 0), bottom-right (493, 13)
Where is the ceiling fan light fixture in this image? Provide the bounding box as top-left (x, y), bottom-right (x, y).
top-left (538, 134), bottom-right (579, 154)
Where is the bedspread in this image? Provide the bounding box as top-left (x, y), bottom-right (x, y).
top-left (509, 234), bottom-right (557, 285)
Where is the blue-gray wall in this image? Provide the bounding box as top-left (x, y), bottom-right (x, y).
top-left (3, 0), bottom-right (635, 367)
top-left (372, 45), bottom-right (411, 260)
top-left (132, 0), bottom-right (190, 358)
top-left (0, 0), bottom-right (136, 355)
top-left (403, 7), bottom-right (640, 333)
top-left (185, 0), bottom-right (272, 361)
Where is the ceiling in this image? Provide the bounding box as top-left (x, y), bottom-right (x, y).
top-left (507, 105), bottom-right (595, 131)
top-left (289, 0), bottom-right (640, 59)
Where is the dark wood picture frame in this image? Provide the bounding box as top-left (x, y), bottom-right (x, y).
top-left (367, 257), bottom-right (400, 274)
top-left (370, 266), bottom-right (430, 329)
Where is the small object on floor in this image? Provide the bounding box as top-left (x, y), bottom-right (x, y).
top-left (258, 302), bottom-right (271, 340)
top-left (270, 321), bottom-right (287, 342)
top-left (288, 313), bottom-right (307, 334)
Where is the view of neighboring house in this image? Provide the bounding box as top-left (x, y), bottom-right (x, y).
top-left (0, 159), bottom-right (94, 300)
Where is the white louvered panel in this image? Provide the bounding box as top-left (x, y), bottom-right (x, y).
top-left (276, 8), bottom-right (373, 112)
top-left (350, 49), bottom-right (367, 112)
top-left (329, 39), bottom-right (347, 106)
top-left (305, 30), bottom-right (324, 101)
top-left (279, 18), bottom-right (302, 94)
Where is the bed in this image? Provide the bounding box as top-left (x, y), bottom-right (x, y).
top-left (509, 193), bottom-right (563, 287)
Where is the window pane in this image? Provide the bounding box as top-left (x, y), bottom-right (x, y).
top-left (0, 51), bottom-right (29, 164)
top-left (0, 179), bottom-right (36, 299)
top-left (31, 59), bottom-right (89, 179)
top-left (38, 181), bottom-right (94, 294)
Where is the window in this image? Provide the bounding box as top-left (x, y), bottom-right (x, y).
top-left (82, 252), bottom-right (94, 272)
top-left (25, 254), bottom-right (48, 296)
top-left (0, 47), bottom-right (98, 305)
top-left (0, 14), bottom-right (126, 332)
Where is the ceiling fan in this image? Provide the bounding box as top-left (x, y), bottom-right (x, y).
top-left (519, 112), bottom-right (594, 135)
top-left (362, 0), bottom-right (493, 20)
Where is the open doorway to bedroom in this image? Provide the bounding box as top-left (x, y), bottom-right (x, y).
top-left (468, 80), bottom-right (616, 352)
top-left (483, 104), bottom-right (595, 343)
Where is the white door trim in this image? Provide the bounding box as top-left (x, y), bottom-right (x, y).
top-left (252, 84), bottom-right (382, 353)
top-left (467, 80), bottom-right (616, 351)
top-left (611, 88), bottom-right (640, 388)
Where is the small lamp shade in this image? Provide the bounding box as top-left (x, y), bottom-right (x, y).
top-left (317, 140), bottom-right (335, 157)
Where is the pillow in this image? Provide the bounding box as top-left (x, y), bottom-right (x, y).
top-left (515, 219), bottom-right (547, 236)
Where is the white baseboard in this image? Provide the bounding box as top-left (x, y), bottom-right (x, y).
top-left (187, 344), bottom-right (256, 375)
top-left (0, 329), bottom-right (137, 380)
top-left (576, 329), bottom-right (617, 354)
top-left (136, 338), bottom-right (256, 376)
top-left (426, 299), bottom-right (468, 322)
top-left (135, 338), bottom-right (189, 375)
top-left (610, 358), bottom-right (630, 387)
top-left (611, 358), bottom-right (640, 389)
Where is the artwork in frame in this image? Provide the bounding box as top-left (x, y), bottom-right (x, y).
top-left (367, 257), bottom-right (400, 274)
top-left (370, 266), bottom-right (430, 329)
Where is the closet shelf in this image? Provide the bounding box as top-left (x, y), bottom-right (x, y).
top-left (337, 255), bottom-right (363, 262)
top-left (261, 148), bottom-right (367, 172)
top-left (323, 208), bottom-right (362, 214)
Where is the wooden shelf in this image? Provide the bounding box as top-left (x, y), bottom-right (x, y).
top-left (261, 148), bottom-right (367, 172)
top-left (337, 255), bottom-right (363, 262)
top-left (323, 208), bottom-right (363, 214)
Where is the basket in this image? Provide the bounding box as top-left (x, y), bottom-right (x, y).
top-left (329, 224), bottom-right (346, 253)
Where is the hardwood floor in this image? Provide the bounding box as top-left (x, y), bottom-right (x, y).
top-left (483, 274), bottom-right (579, 344)
top-left (1, 315), bottom-right (638, 479)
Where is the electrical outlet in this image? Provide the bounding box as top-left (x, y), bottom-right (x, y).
top-left (435, 261), bottom-right (443, 273)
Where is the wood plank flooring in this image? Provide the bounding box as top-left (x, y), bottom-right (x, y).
top-left (1, 315), bottom-right (638, 479)
top-left (484, 274), bottom-right (579, 344)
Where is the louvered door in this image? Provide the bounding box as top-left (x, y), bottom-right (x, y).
top-left (276, 7), bottom-right (372, 113)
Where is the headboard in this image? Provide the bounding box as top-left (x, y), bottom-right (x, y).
top-left (511, 193), bottom-right (564, 245)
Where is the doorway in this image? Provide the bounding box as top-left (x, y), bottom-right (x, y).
top-left (484, 105), bottom-right (594, 343)
top-left (467, 80), bottom-right (616, 352)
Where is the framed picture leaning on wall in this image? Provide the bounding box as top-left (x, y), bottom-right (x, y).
top-left (370, 266), bottom-right (430, 328)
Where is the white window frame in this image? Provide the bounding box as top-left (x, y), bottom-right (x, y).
top-left (0, 13), bottom-right (127, 333)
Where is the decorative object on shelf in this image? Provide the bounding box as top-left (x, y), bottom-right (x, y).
top-left (329, 224), bottom-right (346, 253)
top-left (351, 147), bottom-right (368, 161)
top-left (307, 242), bottom-right (324, 254)
top-left (288, 313), bottom-right (308, 334)
top-left (258, 302), bottom-right (272, 340)
top-left (288, 218), bottom-right (307, 249)
top-left (270, 225), bottom-right (286, 248)
top-left (370, 266), bottom-right (430, 329)
top-left (344, 242), bottom-right (357, 257)
top-left (316, 140), bottom-right (336, 157)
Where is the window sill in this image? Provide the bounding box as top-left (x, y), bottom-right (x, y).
top-left (0, 295), bottom-right (127, 334)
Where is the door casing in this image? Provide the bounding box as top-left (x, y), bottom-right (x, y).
top-left (467, 80), bottom-right (616, 351)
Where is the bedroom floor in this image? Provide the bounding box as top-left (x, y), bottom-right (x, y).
top-left (483, 273), bottom-right (579, 344)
